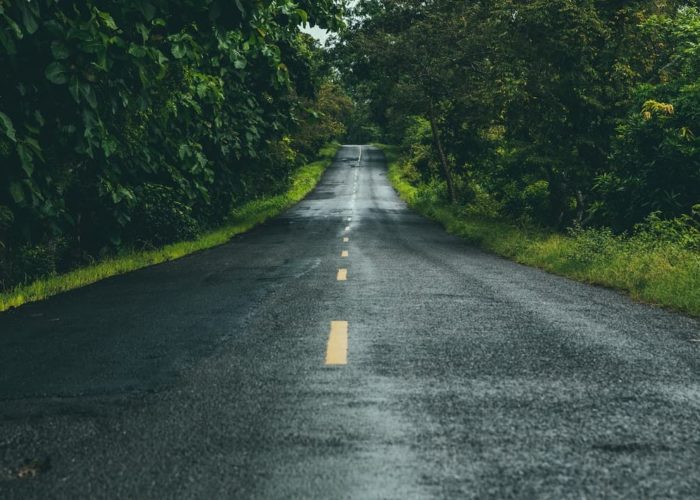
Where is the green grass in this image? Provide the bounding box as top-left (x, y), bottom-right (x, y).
top-left (0, 143), bottom-right (341, 312)
top-left (378, 144), bottom-right (700, 317)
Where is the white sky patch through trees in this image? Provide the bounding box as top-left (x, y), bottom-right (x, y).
top-left (301, 24), bottom-right (330, 44)
top-left (301, 1), bottom-right (357, 45)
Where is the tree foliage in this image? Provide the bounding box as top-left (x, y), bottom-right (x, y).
top-left (335, 0), bottom-right (700, 230)
top-left (0, 0), bottom-right (348, 288)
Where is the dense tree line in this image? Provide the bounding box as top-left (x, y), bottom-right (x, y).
top-left (0, 0), bottom-right (349, 289)
top-left (334, 0), bottom-right (700, 232)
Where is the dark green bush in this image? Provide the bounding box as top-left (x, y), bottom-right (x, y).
top-left (0, 238), bottom-right (69, 288)
top-left (128, 184), bottom-right (200, 247)
top-left (521, 180), bottom-right (552, 224)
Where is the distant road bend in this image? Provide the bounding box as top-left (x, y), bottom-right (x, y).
top-left (1, 145), bottom-right (700, 498)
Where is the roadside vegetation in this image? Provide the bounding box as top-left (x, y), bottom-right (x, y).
top-left (4, 1), bottom-right (700, 316)
top-left (334, 2), bottom-right (700, 316)
top-left (382, 145), bottom-right (700, 316)
top-left (0, 143), bottom-right (339, 312)
top-left (0, 1), bottom-right (351, 307)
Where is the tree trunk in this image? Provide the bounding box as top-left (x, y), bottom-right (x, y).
top-left (428, 99), bottom-right (457, 204)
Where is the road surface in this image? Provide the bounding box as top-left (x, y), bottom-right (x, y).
top-left (1, 145), bottom-right (699, 498)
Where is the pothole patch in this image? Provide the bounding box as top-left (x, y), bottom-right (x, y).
top-left (15, 457), bottom-right (51, 480)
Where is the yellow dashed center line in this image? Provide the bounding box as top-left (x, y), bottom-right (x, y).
top-left (337, 268), bottom-right (348, 281)
top-left (325, 321), bottom-right (348, 365)
top-left (341, 250), bottom-right (349, 258)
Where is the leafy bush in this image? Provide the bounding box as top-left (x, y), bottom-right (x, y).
top-left (564, 225), bottom-right (620, 266)
top-left (415, 179), bottom-right (448, 206)
top-left (521, 180), bottom-right (552, 223)
top-left (128, 184), bottom-right (200, 247)
top-left (632, 209), bottom-right (700, 251)
top-left (0, 238), bottom-right (70, 289)
top-left (404, 144), bottom-right (435, 182)
top-left (462, 183), bottom-right (503, 219)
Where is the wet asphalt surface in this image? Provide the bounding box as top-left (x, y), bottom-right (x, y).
top-left (1, 145), bottom-right (700, 499)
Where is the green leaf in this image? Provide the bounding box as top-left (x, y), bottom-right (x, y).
top-left (9, 182), bottom-right (24, 204)
top-left (51, 41), bottom-right (71, 60)
top-left (2, 13), bottom-right (23, 39)
top-left (139, 2), bottom-right (156, 21)
top-left (97, 11), bottom-right (118, 30)
top-left (102, 136), bottom-right (118, 157)
top-left (0, 28), bottom-right (17, 55)
top-left (171, 44), bottom-right (186, 59)
top-left (17, 143), bottom-right (34, 177)
top-left (296, 9), bottom-right (308, 24)
top-left (136, 23), bottom-right (149, 43)
top-left (80, 83), bottom-right (98, 109)
top-left (156, 50), bottom-right (169, 65)
top-left (68, 78), bottom-right (80, 103)
top-left (23, 137), bottom-right (42, 155)
top-left (45, 62), bottom-right (68, 84)
top-left (128, 45), bottom-right (147, 58)
top-left (0, 112), bottom-right (16, 142)
top-left (18, 3), bottom-right (39, 34)
top-left (33, 110), bottom-right (45, 127)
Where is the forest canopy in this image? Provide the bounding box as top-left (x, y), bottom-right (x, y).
top-left (333, 0), bottom-right (700, 232)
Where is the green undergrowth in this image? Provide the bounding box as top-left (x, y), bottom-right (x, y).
top-left (0, 143), bottom-right (340, 312)
top-left (378, 144), bottom-right (700, 317)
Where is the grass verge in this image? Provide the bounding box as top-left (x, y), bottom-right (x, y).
top-left (0, 143), bottom-right (341, 312)
top-left (378, 144), bottom-right (700, 317)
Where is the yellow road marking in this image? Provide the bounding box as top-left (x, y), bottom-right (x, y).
top-left (341, 250), bottom-right (349, 258)
top-left (343, 237), bottom-right (349, 243)
top-left (337, 268), bottom-right (348, 281)
top-left (325, 321), bottom-right (348, 365)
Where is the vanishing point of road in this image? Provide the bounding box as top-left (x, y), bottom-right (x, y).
top-left (1, 146), bottom-right (699, 498)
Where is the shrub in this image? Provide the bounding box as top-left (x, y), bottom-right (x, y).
top-left (521, 180), bottom-right (552, 223)
top-left (128, 184), bottom-right (200, 247)
top-left (415, 178), bottom-right (448, 206)
top-left (565, 224), bottom-right (620, 265)
top-left (462, 183), bottom-right (503, 218)
top-left (632, 209), bottom-right (700, 251)
top-left (0, 237), bottom-right (71, 290)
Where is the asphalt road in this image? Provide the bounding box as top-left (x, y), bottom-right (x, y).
top-left (1, 145), bottom-right (700, 499)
